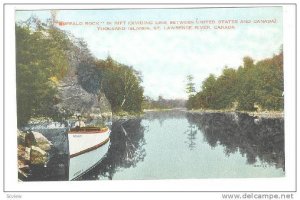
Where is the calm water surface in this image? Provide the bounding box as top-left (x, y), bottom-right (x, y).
top-left (27, 110), bottom-right (284, 180)
top-left (79, 110), bottom-right (285, 180)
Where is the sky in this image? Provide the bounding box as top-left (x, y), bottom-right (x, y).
top-left (15, 7), bottom-right (283, 100)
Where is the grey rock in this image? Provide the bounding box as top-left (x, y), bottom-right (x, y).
top-left (55, 67), bottom-right (112, 120)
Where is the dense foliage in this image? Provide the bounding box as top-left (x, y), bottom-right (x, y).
top-left (16, 24), bottom-right (71, 127)
top-left (186, 51), bottom-right (284, 111)
top-left (16, 20), bottom-right (144, 127)
top-left (94, 57), bottom-right (144, 113)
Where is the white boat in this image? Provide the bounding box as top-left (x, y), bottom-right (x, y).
top-left (68, 127), bottom-right (111, 180)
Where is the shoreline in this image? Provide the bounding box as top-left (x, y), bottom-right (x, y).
top-left (25, 108), bottom-right (284, 127)
top-left (112, 108), bottom-right (186, 121)
top-left (113, 108), bottom-right (284, 119)
top-left (187, 109), bottom-right (284, 119)
top-left (143, 107), bottom-right (186, 112)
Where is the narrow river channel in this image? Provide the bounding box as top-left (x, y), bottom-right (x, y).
top-left (79, 110), bottom-right (284, 180)
top-left (27, 110), bottom-right (284, 181)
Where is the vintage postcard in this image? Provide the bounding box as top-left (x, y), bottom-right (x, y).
top-left (14, 6), bottom-right (285, 181)
top-left (2, 3), bottom-right (297, 196)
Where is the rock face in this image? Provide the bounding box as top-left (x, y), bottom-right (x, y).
top-left (18, 130), bottom-right (53, 179)
top-left (55, 67), bottom-right (112, 120)
top-left (31, 131), bottom-right (52, 151)
top-left (30, 146), bottom-right (48, 165)
top-left (53, 35), bottom-right (112, 120)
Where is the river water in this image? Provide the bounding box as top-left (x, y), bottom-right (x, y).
top-left (27, 110), bottom-right (285, 181)
top-left (79, 110), bottom-right (285, 180)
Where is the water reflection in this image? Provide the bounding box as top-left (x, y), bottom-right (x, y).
top-left (79, 118), bottom-right (146, 180)
top-left (143, 109), bottom-right (186, 127)
top-left (186, 112), bottom-right (285, 171)
top-left (25, 118), bottom-right (146, 181)
top-left (25, 110), bottom-right (284, 180)
top-left (184, 124), bottom-right (197, 150)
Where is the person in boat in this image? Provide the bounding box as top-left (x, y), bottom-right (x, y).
top-left (74, 116), bottom-right (86, 128)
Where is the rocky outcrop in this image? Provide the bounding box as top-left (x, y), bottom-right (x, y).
top-left (18, 130), bottom-right (53, 179)
top-left (55, 66), bottom-right (112, 120)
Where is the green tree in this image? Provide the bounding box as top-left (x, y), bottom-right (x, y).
top-left (236, 57), bottom-right (257, 111)
top-left (243, 56), bottom-right (254, 68)
top-left (16, 24), bottom-right (70, 127)
top-left (186, 75), bottom-right (196, 98)
top-left (212, 67), bottom-right (238, 109)
top-left (201, 74), bottom-right (217, 108)
top-left (95, 56), bottom-right (144, 113)
top-left (187, 49), bottom-right (284, 111)
top-left (253, 52), bottom-right (284, 110)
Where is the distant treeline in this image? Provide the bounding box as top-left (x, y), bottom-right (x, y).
top-left (16, 17), bottom-right (144, 127)
top-left (186, 49), bottom-right (284, 111)
top-left (142, 96), bottom-right (186, 110)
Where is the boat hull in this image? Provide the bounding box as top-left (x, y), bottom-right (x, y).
top-left (67, 127), bottom-right (111, 180)
top-left (68, 128), bottom-right (110, 157)
top-left (68, 139), bottom-right (110, 180)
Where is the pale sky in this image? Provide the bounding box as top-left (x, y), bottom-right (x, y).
top-left (16, 7), bottom-right (283, 100)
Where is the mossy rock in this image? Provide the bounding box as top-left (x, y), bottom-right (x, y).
top-left (30, 146), bottom-right (48, 165)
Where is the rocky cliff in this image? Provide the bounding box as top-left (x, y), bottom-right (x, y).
top-left (55, 67), bottom-right (111, 120)
top-left (54, 36), bottom-right (112, 120)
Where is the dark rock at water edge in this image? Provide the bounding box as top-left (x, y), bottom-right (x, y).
top-left (17, 130), bottom-right (55, 180)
